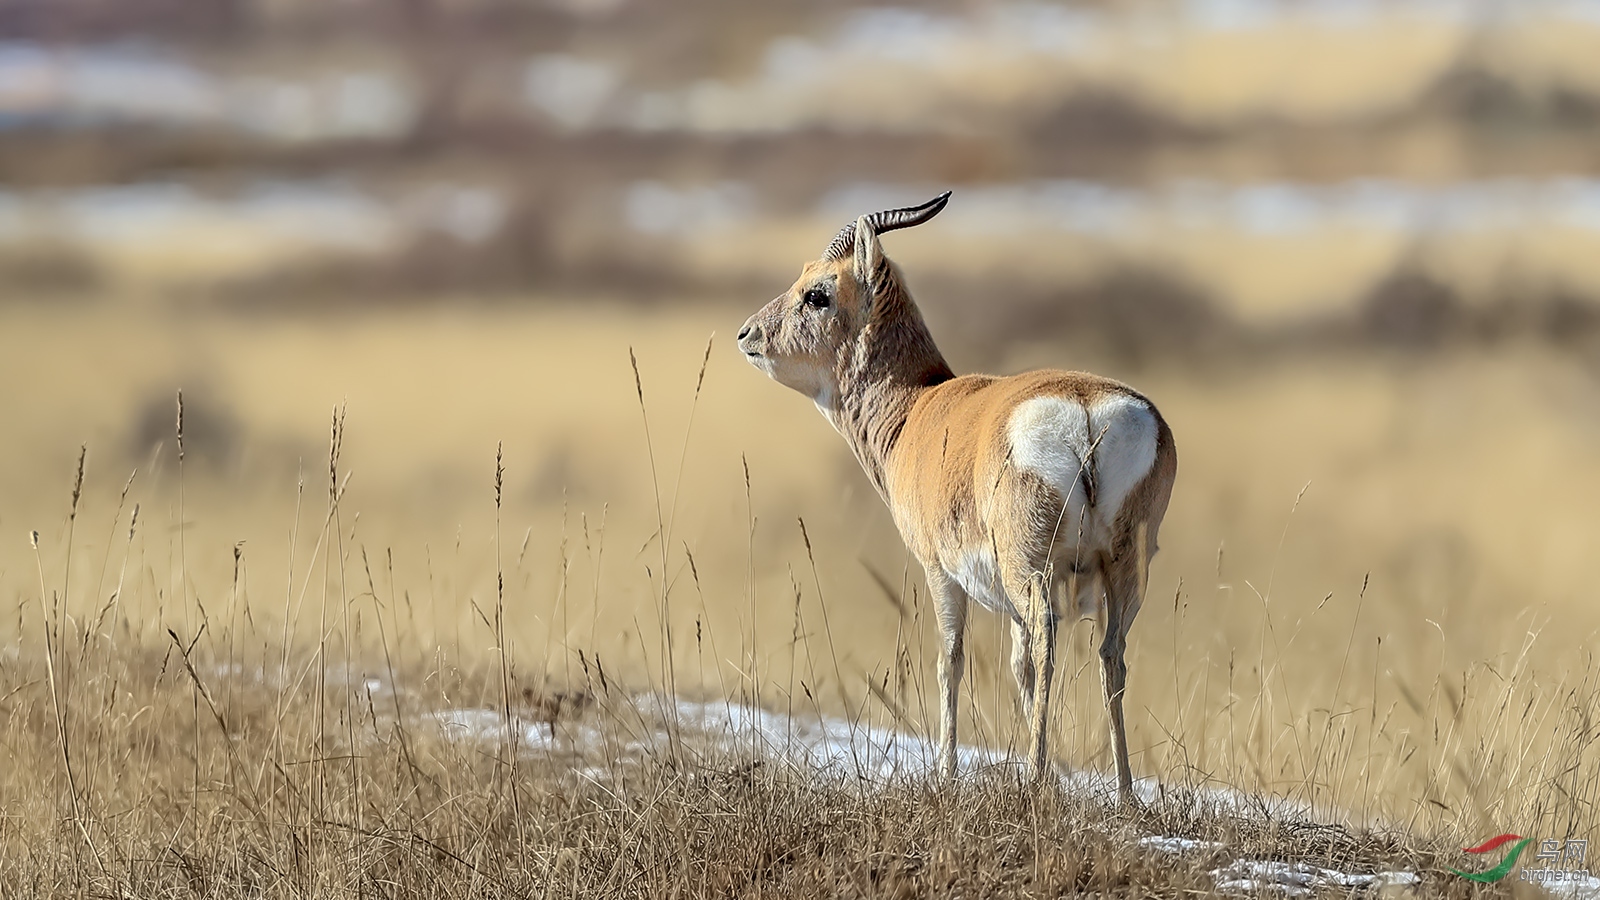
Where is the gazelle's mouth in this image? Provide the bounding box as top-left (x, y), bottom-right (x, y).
top-left (742, 350), bottom-right (773, 376)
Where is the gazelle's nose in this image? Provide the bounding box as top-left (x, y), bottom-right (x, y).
top-left (738, 320), bottom-right (764, 351)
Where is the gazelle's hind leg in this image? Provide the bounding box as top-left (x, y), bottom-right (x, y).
top-left (1099, 531), bottom-right (1153, 805)
top-left (1009, 617), bottom-right (1033, 723)
top-left (999, 564), bottom-right (1056, 782)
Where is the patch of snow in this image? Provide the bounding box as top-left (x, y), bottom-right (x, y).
top-left (1140, 835), bottom-right (1226, 854)
top-left (1211, 859), bottom-right (1419, 897)
top-left (671, 699), bottom-right (1008, 782)
top-left (417, 694), bottom-right (1313, 820)
top-left (417, 693), bottom-right (1429, 897)
top-left (1136, 830), bottom-right (1435, 899)
top-left (427, 707), bottom-right (605, 752)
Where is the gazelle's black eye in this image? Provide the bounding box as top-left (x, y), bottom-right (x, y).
top-left (802, 287), bottom-right (831, 309)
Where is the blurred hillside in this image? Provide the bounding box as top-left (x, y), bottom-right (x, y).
top-left (5, 0), bottom-right (1600, 356)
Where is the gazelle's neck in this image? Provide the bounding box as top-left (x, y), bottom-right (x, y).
top-left (823, 298), bottom-right (953, 498)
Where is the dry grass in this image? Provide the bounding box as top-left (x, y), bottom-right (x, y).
top-left (0, 637), bottom-right (1454, 898)
top-left (2, 301), bottom-right (1597, 896)
top-left (0, 540), bottom-right (1459, 898)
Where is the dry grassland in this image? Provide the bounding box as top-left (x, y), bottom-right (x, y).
top-left (2, 301), bottom-right (1597, 896)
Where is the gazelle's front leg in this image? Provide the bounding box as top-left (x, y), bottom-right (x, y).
top-left (924, 568), bottom-right (968, 779)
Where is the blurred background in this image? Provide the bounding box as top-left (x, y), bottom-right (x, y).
top-left (4, 0), bottom-right (1600, 825)
top-left (9, 0), bottom-right (1600, 330)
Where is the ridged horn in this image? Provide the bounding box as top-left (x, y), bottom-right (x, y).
top-left (822, 190), bottom-right (952, 261)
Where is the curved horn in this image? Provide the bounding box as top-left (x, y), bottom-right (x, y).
top-left (822, 190), bottom-right (952, 261)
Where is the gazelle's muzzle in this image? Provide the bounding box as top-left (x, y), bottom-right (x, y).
top-left (737, 315), bottom-right (765, 360)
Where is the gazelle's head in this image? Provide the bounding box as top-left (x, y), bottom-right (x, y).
top-left (737, 191), bottom-right (951, 404)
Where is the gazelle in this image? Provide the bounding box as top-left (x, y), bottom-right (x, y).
top-left (737, 191), bottom-right (1177, 802)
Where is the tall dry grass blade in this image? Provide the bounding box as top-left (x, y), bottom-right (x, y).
top-left (859, 557), bottom-right (908, 619)
top-left (629, 346), bottom-right (680, 763)
top-left (492, 441), bottom-right (529, 864)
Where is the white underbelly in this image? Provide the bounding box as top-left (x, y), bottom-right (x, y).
top-left (946, 547), bottom-right (1016, 618)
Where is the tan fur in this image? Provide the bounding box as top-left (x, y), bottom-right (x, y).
top-left (737, 201), bottom-right (1177, 802)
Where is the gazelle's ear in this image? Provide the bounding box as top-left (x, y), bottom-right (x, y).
top-left (852, 215), bottom-right (886, 300)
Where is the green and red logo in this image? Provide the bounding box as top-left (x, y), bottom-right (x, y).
top-left (1450, 834), bottom-right (1532, 883)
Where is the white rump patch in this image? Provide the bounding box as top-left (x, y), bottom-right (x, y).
top-left (1085, 393), bottom-right (1159, 517)
top-left (1006, 393), bottom-right (1158, 527)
